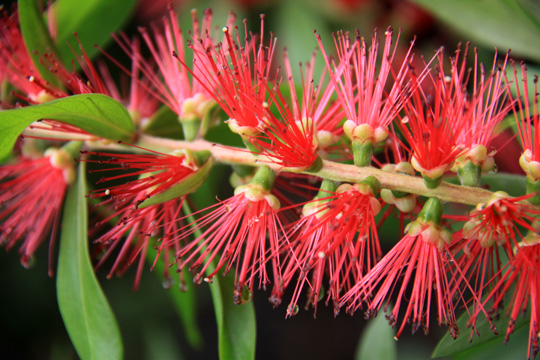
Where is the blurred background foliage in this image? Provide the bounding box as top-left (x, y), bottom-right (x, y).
top-left (1, 0), bottom-right (539, 359)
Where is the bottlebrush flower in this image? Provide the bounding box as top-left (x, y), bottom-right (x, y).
top-left (0, 8), bottom-right (58, 105)
top-left (486, 234), bottom-right (540, 360)
top-left (316, 27), bottom-right (417, 166)
top-left (83, 146), bottom-right (212, 289)
top-left (84, 145), bottom-right (212, 207)
top-left (116, 8), bottom-right (234, 140)
top-left (173, 166), bottom-right (285, 304)
top-left (450, 193), bottom-right (540, 332)
top-left (276, 177), bottom-right (381, 317)
top-left (397, 49), bottom-right (468, 188)
top-left (341, 198), bottom-right (459, 339)
top-left (507, 62), bottom-right (540, 204)
top-left (93, 193), bottom-right (186, 291)
top-left (187, 13), bottom-right (277, 138)
top-left (247, 50), bottom-right (344, 171)
top-left (0, 146), bottom-right (76, 275)
top-left (450, 47), bottom-right (512, 186)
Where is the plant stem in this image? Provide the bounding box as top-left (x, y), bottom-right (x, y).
top-left (131, 134), bottom-right (495, 207)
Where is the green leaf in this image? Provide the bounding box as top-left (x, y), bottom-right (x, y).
top-left (210, 273), bottom-right (256, 360)
top-left (57, 161), bottom-right (123, 360)
top-left (355, 313), bottom-right (397, 360)
top-left (182, 202), bottom-right (256, 360)
top-left (18, 0), bottom-right (63, 88)
top-left (451, 323), bottom-right (529, 360)
top-left (53, 0), bottom-right (137, 66)
top-left (143, 106), bottom-right (184, 140)
top-left (410, 0), bottom-right (540, 62)
top-left (0, 94), bottom-right (134, 163)
top-left (432, 304), bottom-right (529, 357)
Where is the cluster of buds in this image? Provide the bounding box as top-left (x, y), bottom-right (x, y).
top-left (2, 3), bottom-right (540, 359)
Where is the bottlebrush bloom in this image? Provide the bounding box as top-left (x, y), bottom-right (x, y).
top-left (397, 49), bottom-right (468, 188)
top-left (83, 145), bottom-right (211, 206)
top-left (276, 178), bottom-right (381, 316)
top-left (0, 8), bottom-right (58, 105)
top-left (316, 27), bottom-right (417, 166)
top-left (450, 47), bottom-right (512, 186)
top-left (450, 192), bottom-right (540, 338)
top-left (93, 193), bottom-right (186, 291)
top-left (173, 166), bottom-right (285, 304)
top-left (187, 13), bottom-right (278, 138)
top-left (507, 62), bottom-right (540, 204)
top-left (341, 198), bottom-right (459, 339)
top-left (116, 8), bottom-right (234, 140)
top-left (83, 146), bottom-right (211, 289)
top-left (246, 49), bottom-right (344, 171)
top-left (486, 234), bottom-right (540, 360)
top-left (0, 147), bottom-right (76, 275)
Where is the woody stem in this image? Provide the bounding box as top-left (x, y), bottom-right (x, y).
top-left (130, 134), bottom-right (494, 206)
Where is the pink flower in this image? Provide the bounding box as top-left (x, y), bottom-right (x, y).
top-left (487, 238), bottom-right (540, 359)
top-left (277, 179), bottom-right (381, 316)
top-left (341, 198), bottom-right (459, 339)
top-left (397, 50), bottom-right (467, 186)
top-left (450, 192), bottom-right (540, 337)
top-left (84, 146), bottom-right (208, 289)
top-left (187, 14), bottom-right (277, 135)
top-left (0, 148), bottom-right (75, 274)
top-left (93, 193), bottom-right (185, 291)
top-left (317, 28), bottom-right (416, 149)
top-left (246, 50), bottom-right (344, 171)
top-left (173, 166), bottom-right (285, 304)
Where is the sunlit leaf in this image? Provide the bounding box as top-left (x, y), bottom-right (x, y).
top-left (0, 94), bottom-right (134, 163)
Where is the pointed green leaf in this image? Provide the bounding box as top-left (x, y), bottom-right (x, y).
top-left (410, 0), bottom-right (540, 62)
top-left (210, 274), bottom-right (256, 360)
top-left (355, 313), bottom-right (397, 360)
top-left (0, 94), bottom-right (134, 163)
top-left (432, 305), bottom-right (529, 357)
top-left (53, 0), bottom-right (137, 66)
top-left (18, 0), bottom-right (63, 88)
top-left (57, 161), bottom-right (123, 360)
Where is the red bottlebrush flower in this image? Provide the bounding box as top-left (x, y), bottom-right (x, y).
top-left (173, 166), bottom-right (285, 304)
top-left (341, 198), bottom-right (459, 339)
top-left (246, 49), bottom-right (344, 171)
top-left (93, 193), bottom-right (185, 291)
top-left (84, 146), bottom-right (210, 289)
top-left (317, 28), bottom-right (416, 147)
top-left (0, 8), bottom-right (58, 104)
top-left (397, 49), bottom-right (468, 186)
top-left (117, 8), bottom-right (232, 124)
top-left (83, 145), bottom-right (205, 205)
top-left (455, 49), bottom-right (511, 158)
top-left (187, 14), bottom-right (278, 136)
top-left (450, 192), bottom-right (540, 336)
top-left (277, 179), bottom-right (381, 316)
top-left (0, 148), bottom-right (75, 274)
top-left (508, 61), bottom-right (540, 185)
top-left (487, 237), bottom-right (540, 359)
